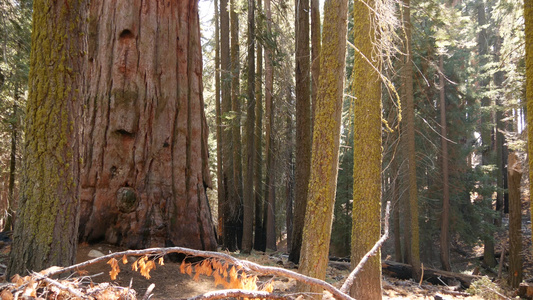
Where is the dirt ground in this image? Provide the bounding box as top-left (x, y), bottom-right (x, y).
top-left (0, 236), bottom-right (527, 299)
top-left (75, 243), bottom-right (226, 299)
top-left (73, 243), bottom-right (481, 300)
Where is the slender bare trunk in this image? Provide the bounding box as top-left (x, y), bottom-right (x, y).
top-left (507, 152), bottom-right (522, 288)
top-left (242, 0), bottom-right (256, 254)
top-left (439, 55), bottom-right (451, 271)
top-left (253, 0), bottom-right (265, 251)
top-left (214, 0), bottom-right (224, 245)
top-left (402, 0), bottom-right (421, 279)
top-left (290, 0), bottom-right (311, 264)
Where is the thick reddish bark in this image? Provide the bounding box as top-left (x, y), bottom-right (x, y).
top-left (79, 1), bottom-right (216, 250)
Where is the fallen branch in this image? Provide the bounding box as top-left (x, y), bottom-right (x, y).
top-left (31, 272), bottom-right (89, 299)
top-left (381, 260), bottom-right (480, 288)
top-left (178, 289), bottom-right (290, 300)
top-left (142, 283), bottom-right (155, 300)
top-left (45, 246), bottom-right (354, 300)
top-left (340, 201), bottom-right (391, 293)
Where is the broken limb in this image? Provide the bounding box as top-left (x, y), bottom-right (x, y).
top-left (340, 201), bottom-right (391, 293)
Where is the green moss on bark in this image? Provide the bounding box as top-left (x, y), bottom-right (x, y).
top-left (297, 0), bottom-right (348, 296)
top-left (7, 0), bottom-right (85, 277)
top-left (350, 0), bottom-right (383, 297)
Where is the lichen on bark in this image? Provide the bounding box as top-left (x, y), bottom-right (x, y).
top-left (8, 0), bottom-right (86, 277)
top-left (297, 0), bottom-right (348, 296)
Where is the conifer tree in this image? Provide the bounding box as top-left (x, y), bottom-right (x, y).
top-left (298, 0), bottom-right (348, 295)
top-left (8, 0), bottom-right (86, 277)
top-left (351, 0), bottom-right (382, 296)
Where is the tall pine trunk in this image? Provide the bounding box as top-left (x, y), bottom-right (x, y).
top-left (402, 0), bottom-right (421, 279)
top-left (526, 0), bottom-right (533, 243)
top-left (439, 55), bottom-right (451, 271)
top-left (230, 0), bottom-right (244, 249)
top-left (351, 0), bottom-right (382, 296)
top-left (264, 0), bottom-right (276, 251)
top-left (507, 152), bottom-right (522, 288)
top-left (290, 0), bottom-right (311, 264)
top-left (214, 0), bottom-right (224, 244)
top-left (254, 0), bottom-right (265, 251)
top-left (78, 1), bottom-right (216, 250)
top-left (220, 0), bottom-right (238, 251)
top-left (8, 0), bottom-right (86, 277)
top-left (242, 0), bottom-right (256, 254)
top-left (298, 0), bottom-right (348, 295)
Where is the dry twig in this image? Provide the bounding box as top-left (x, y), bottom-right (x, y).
top-left (31, 271), bottom-right (89, 299)
top-left (340, 201), bottom-right (391, 293)
top-left (178, 289), bottom-right (290, 300)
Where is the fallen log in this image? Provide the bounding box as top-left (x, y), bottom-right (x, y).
top-left (381, 260), bottom-right (481, 288)
top-left (327, 260), bottom-right (480, 288)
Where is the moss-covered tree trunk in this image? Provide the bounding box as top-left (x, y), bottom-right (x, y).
top-left (525, 0), bottom-right (533, 256)
top-left (8, 0), bottom-right (86, 277)
top-left (508, 152), bottom-right (522, 288)
top-left (351, 0), bottom-right (382, 296)
top-left (298, 0), bottom-right (348, 295)
top-left (78, 0), bottom-right (216, 251)
top-left (290, 0), bottom-right (311, 264)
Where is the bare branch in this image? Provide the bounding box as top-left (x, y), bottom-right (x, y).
top-left (142, 283), bottom-right (155, 300)
top-left (179, 289), bottom-right (290, 300)
top-left (44, 247), bottom-right (354, 300)
top-left (31, 272), bottom-right (89, 299)
top-left (340, 201), bottom-right (391, 293)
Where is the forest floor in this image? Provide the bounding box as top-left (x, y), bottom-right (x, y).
top-left (0, 205), bottom-right (530, 299)
top-left (67, 219), bottom-right (533, 300)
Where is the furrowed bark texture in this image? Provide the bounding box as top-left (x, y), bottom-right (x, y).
top-left (508, 152), bottom-right (522, 288)
top-left (8, 0), bottom-right (85, 277)
top-left (298, 0), bottom-right (348, 296)
top-left (79, 1), bottom-right (216, 250)
top-left (351, 0), bottom-right (382, 296)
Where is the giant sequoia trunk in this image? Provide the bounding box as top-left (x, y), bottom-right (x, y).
top-left (79, 1), bottom-right (216, 250)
